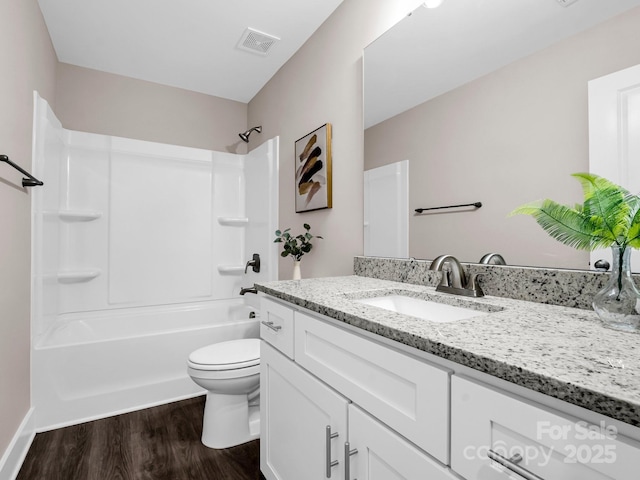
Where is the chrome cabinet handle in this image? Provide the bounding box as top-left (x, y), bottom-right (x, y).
top-left (260, 320), bottom-right (282, 332)
top-left (488, 449), bottom-right (544, 480)
top-left (325, 425), bottom-right (339, 478)
top-left (344, 442), bottom-right (358, 480)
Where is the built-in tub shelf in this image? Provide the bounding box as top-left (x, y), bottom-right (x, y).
top-left (217, 265), bottom-right (246, 275)
top-left (57, 270), bottom-right (102, 283)
top-left (217, 217), bottom-right (249, 227)
top-left (44, 210), bottom-right (103, 222)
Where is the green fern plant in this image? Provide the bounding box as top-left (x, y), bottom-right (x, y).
top-left (510, 173), bottom-right (640, 252)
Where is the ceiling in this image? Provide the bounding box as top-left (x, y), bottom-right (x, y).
top-left (38, 0), bottom-right (345, 104)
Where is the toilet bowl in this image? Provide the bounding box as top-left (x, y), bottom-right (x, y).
top-left (187, 338), bottom-right (260, 449)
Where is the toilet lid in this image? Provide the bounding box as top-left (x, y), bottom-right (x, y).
top-left (189, 338), bottom-right (260, 369)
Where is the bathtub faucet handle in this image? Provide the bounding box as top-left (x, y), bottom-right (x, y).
top-left (245, 253), bottom-right (261, 273)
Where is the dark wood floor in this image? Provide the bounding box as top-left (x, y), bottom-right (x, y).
top-left (17, 396), bottom-right (264, 480)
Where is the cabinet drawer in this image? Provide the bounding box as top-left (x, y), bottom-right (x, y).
top-left (451, 375), bottom-right (640, 480)
top-left (260, 297), bottom-right (295, 359)
top-left (294, 312), bottom-right (451, 464)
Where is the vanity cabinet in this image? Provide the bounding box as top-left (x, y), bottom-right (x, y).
top-left (260, 294), bottom-right (640, 480)
top-left (260, 297), bottom-right (456, 480)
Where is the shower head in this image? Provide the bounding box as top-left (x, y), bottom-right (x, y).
top-left (239, 126), bottom-right (262, 143)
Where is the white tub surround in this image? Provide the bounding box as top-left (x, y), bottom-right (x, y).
top-left (30, 93), bottom-right (278, 431)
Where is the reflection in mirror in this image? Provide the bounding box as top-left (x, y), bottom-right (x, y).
top-left (364, 0), bottom-right (640, 269)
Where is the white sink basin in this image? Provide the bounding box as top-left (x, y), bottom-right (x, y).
top-left (354, 294), bottom-right (488, 323)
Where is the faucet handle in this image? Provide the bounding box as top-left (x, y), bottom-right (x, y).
top-left (464, 273), bottom-right (484, 297)
top-left (244, 253), bottom-right (261, 273)
top-left (437, 265), bottom-right (451, 288)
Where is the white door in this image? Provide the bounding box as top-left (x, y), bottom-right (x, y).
top-left (260, 341), bottom-right (349, 480)
top-left (363, 160), bottom-right (409, 258)
top-left (588, 63), bottom-right (640, 272)
top-left (347, 404), bottom-right (457, 480)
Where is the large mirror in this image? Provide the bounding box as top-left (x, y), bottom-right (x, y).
top-left (364, 0), bottom-right (640, 269)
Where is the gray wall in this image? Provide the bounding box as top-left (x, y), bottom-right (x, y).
top-left (248, 0), bottom-right (425, 279)
top-left (56, 63), bottom-right (248, 153)
top-left (365, 8), bottom-right (640, 269)
top-left (0, 0), bottom-right (57, 460)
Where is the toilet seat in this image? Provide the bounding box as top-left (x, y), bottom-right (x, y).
top-left (188, 338), bottom-right (260, 371)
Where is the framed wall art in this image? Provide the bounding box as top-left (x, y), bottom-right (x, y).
top-left (294, 123), bottom-right (332, 212)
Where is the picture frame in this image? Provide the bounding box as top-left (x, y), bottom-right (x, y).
top-left (294, 123), bottom-right (332, 212)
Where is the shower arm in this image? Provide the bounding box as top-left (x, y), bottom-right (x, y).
top-left (239, 126), bottom-right (262, 143)
top-left (1, 154), bottom-right (44, 187)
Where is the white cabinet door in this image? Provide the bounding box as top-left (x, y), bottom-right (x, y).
top-left (451, 375), bottom-right (640, 480)
top-left (260, 341), bottom-right (349, 480)
top-left (347, 404), bottom-right (458, 480)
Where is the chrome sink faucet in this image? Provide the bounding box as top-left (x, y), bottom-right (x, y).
top-left (429, 255), bottom-right (484, 297)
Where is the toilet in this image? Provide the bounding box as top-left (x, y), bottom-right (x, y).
top-left (187, 338), bottom-right (260, 449)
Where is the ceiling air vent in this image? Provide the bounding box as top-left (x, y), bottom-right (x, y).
top-left (238, 28), bottom-right (280, 55)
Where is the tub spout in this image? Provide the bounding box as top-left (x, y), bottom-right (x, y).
top-left (240, 286), bottom-right (258, 295)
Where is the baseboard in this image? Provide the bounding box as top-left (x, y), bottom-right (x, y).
top-left (0, 408), bottom-right (35, 480)
top-left (36, 389), bottom-right (205, 433)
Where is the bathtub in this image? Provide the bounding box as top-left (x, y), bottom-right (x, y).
top-left (32, 299), bottom-right (259, 431)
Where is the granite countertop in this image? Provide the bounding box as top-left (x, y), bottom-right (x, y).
top-left (255, 275), bottom-right (640, 427)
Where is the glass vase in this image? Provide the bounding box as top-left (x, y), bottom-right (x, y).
top-left (592, 245), bottom-right (640, 332)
